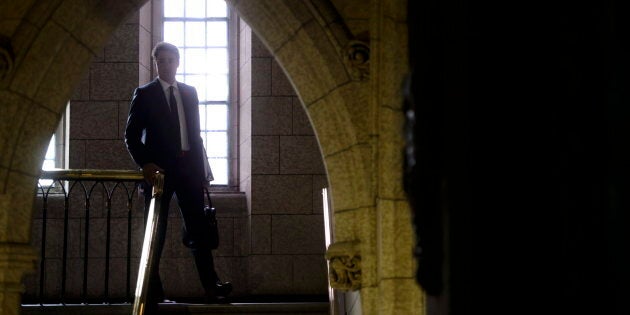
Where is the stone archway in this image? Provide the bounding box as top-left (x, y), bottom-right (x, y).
top-left (0, 0), bottom-right (422, 314)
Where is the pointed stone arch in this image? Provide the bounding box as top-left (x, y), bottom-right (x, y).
top-left (0, 0), bottom-right (422, 314)
top-left (0, 1), bottom-right (146, 313)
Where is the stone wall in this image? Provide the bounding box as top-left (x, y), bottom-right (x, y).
top-left (246, 24), bottom-right (328, 294)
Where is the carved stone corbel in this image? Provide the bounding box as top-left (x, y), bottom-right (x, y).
top-left (325, 240), bottom-right (361, 291)
top-left (0, 37), bottom-right (14, 82)
top-left (0, 242), bottom-right (37, 315)
top-left (344, 40), bottom-right (369, 81)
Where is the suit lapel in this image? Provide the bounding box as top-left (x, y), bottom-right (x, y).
top-left (178, 83), bottom-right (193, 131)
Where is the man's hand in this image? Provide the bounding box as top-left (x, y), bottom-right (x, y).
top-left (142, 163), bottom-right (164, 185)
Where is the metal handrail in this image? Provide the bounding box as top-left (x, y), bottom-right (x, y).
top-left (41, 169), bottom-right (143, 181)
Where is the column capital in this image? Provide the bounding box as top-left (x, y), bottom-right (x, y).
top-left (326, 241), bottom-right (361, 291)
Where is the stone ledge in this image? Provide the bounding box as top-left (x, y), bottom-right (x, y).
top-left (211, 192), bottom-right (248, 217)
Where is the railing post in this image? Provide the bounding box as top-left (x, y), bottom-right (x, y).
top-left (126, 190), bottom-right (135, 302)
top-left (133, 172), bottom-right (165, 315)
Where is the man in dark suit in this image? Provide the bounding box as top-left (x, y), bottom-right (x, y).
top-left (124, 42), bottom-right (232, 310)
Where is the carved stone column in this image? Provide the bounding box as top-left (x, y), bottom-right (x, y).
top-left (325, 241), bottom-right (361, 291)
top-left (0, 243), bottom-right (37, 315)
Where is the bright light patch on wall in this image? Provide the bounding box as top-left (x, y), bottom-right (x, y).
top-left (39, 135), bottom-right (56, 187)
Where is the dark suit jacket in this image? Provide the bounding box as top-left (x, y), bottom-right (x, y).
top-left (125, 78), bottom-right (205, 179)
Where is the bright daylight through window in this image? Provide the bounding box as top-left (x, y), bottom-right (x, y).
top-left (39, 135), bottom-right (56, 187)
top-left (164, 0), bottom-right (230, 185)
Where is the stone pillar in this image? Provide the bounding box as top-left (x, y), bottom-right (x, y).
top-left (0, 242), bottom-right (37, 315)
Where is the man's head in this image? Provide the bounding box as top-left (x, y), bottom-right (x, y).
top-left (152, 42), bottom-right (179, 84)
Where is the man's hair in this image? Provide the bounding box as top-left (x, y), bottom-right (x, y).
top-left (152, 42), bottom-right (180, 60)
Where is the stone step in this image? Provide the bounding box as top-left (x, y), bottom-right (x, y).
top-left (22, 302), bottom-right (330, 315)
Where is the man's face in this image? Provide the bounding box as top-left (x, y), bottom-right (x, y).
top-left (154, 50), bottom-right (179, 83)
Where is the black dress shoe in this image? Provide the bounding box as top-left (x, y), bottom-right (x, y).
top-left (205, 281), bottom-right (233, 303)
top-left (216, 281), bottom-right (233, 297)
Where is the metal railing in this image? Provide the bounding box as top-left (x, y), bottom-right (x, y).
top-left (29, 169), bottom-right (144, 305)
top-left (132, 171), bottom-right (165, 315)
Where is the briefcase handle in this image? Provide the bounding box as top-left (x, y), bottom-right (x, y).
top-left (204, 188), bottom-right (213, 208)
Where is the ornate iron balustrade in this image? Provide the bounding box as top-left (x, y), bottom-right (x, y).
top-left (28, 169), bottom-right (144, 305)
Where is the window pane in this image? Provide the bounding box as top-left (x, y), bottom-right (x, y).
top-left (42, 160), bottom-right (55, 170)
top-left (39, 179), bottom-right (54, 187)
top-left (186, 0), bottom-right (206, 18)
top-left (185, 74), bottom-right (207, 102)
top-left (207, 22), bottom-right (227, 47)
top-left (185, 21), bottom-right (206, 47)
top-left (45, 135), bottom-right (55, 160)
top-left (203, 131), bottom-right (227, 157)
top-left (208, 158), bottom-right (227, 185)
top-left (206, 74), bottom-right (228, 101)
top-left (184, 48), bottom-right (207, 73)
top-left (164, 22), bottom-right (184, 47)
top-left (207, 48), bottom-right (228, 73)
top-left (207, 0), bottom-right (227, 17)
top-left (202, 105), bottom-right (228, 131)
top-left (164, 0), bottom-right (184, 17)
top-left (40, 135), bottom-right (56, 187)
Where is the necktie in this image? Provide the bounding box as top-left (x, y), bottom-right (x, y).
top-left (169, 86), bottom-right (181, 151)
top-left (169, 86), bottom-right (177, 113)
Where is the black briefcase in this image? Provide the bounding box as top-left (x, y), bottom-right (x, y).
top-left (182, 189), bottom-right (219, 250)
